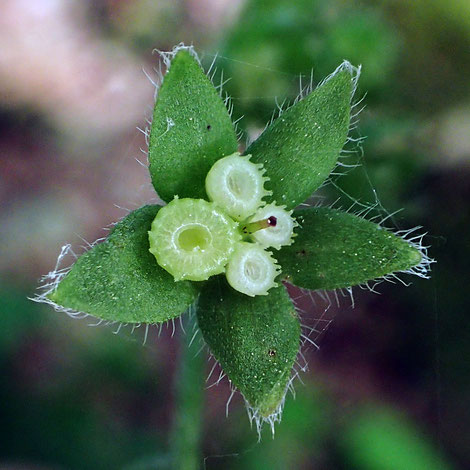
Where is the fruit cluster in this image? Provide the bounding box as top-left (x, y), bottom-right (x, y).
top-left (148, 152), bottom-right (296, 296)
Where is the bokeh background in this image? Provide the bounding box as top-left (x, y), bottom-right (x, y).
top-left (1, 0), bottom-right (469, 468)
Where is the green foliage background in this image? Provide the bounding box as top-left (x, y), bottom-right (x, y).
top-left (0, 0), bottom-right (469, 469)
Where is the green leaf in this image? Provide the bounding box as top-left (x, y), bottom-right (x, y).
top-left (49, 205), bottom-right (200, 323)
top-left (148, 48), bottom-right (238, 201)
top-left (277, 207), bottom-right (423, 290)
top-left (246, 64), bottom-right (356, 209)
top-left (197, 278), bottom-right (300, 418)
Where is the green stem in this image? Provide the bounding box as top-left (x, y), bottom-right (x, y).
top-left (241, 216), bottom-right (277, 235)
top-left (170, 309), bottom-right (205, 470)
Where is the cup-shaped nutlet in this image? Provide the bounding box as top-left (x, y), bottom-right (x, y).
top-left (225, 242), bottom-right (280, 296)
top-left (149, 198), bottom-right (240, 281)
top-left (205, 152), bottom-right (271, 221)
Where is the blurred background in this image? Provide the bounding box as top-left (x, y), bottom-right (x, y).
top-left (1, 0), bottom-right (469, 468)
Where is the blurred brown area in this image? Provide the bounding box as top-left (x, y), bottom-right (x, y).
top-left (1, 0), bottom-right (469, 469)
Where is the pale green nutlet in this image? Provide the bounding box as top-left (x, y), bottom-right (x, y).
top-left (247, 203), bottom-right (297, 250)
top-left (148, 198), bottom-right (240, 281)
top-left (225, 242), bottom-right (280, 297)
top-left (149, 156), bottom-right (293, 294)
top-left (205, 152), bottom-right (271, 221)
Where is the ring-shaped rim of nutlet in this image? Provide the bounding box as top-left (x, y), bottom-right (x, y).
top-left (205, 152), bottom-right (272, 221)
top-left (148, 198), bottom-right (241, 281)
top-left (248, 203), bottom-right (298, 250)
top-left (225, 242), bottom-right (280, 296)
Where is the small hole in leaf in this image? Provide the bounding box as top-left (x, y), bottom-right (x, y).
top-left (268, 349), bottom-right (276, 357)
top-left (207, 124), bottom-right (212, 130)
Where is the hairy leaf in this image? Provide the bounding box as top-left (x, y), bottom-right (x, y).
top-left (247, 64), bottom-right (356, 209)
top-left (49, 206), bottom-right (200, 323)
top-left (277, 207), bottom-right (423, 290)
top-left (197, 278), bottom-right (300, 417)
top-left (148, 49), bottom-right (238, 201)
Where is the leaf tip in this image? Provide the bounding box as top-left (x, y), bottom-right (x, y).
top-left (405, 244), bottom-right (423, 267)
top-left (323, 60), bottom-right (362, 94)
top-left (46, 289), bottom-right (58, 303)
top-left (153, 42), bottom-right (201, 70)
top-left (396, 228), bottom-right (435, 280)
top-left (246, 387), bottom-right (288, 438)
top-left (257, 381), bottom-right (289, 419)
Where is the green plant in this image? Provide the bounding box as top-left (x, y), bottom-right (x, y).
top-left (35, 45), bottom-right (431, 437)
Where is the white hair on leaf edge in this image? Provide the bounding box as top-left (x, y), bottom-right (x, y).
top-left (30, 235), bottom-right (196, 347)
top-left (142, 44), bottom-right (243, 168)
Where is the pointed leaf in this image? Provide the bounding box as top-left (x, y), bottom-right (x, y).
top-left (148, 49), bottom-right (238, 201)
top-left (277, 208), bottom-right (423, 290)
top-left (247, 63), bottom-right (357, 209)
top-left (197, 278), bottom-right (300, 417)
top-left (49, 206), bottom-right (200, 323)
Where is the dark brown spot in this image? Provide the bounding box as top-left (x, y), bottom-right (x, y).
top-left (207, 124), bottom-right (212, 130)
top-left (268, 216), bottom-right (277, 227)
top-left (268, 349), bottom-right (276, 357)
top-left (297, 249), bottom-right (307, 257)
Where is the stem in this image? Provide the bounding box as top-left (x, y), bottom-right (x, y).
top-left (170, 308), bottom-right (205, 470)
top-left (241, 216), bottom-right (277, 235)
